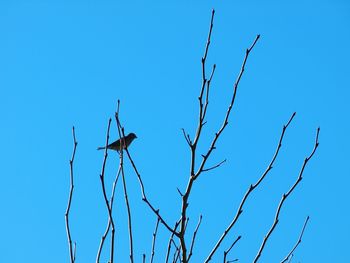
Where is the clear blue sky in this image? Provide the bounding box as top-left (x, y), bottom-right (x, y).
top-left (1, 1), bottom-right (349, 262)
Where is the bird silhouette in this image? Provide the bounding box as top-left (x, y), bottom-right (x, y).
top-left (97, 132), bottom-right (137, 152)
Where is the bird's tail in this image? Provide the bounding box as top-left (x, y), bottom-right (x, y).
top-left (97, 146), bottom-right (105, 150)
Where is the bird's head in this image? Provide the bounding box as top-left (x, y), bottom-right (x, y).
top-left (128, 133), bottom-right (137, 140)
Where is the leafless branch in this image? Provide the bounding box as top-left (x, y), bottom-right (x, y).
top-left (98, 118), bottom-right (116, 263)
top-left (202, 64), bottom-right (216, 123)
top-left (280, 216), bottom-right (310, 263)
top-left (96, 164), bottom-right (121, 263)
top-left (165, 221), bottom-right (181, 263)
top-left (114, 100), bottom-right (178, 258)
top-left (223, 235), bottom-right (241, 263)
top-left (65, 126), bottom-right (78, 263)
top-left (121, 164), bottom-right (134, 262)
top-left (150, 218), bottom-right (160, 263)
top-left (178, 9), bottom-right (217, 262)
top-left (187, 215), bottom-right (203, 261)
top-left (182, 128), bottom-right (192, 146)
top-left (179, 8), bottom-right (260, 262)
top-left (195, 33), bottom-right (260, 179)
top-left (114, 102), bottom-right (135, 263)
top-left (253, 128), bottom-right (320, 263)
top-left (116, 118), bottom-right (177, 237)
top-left (202, 159), bottom-right (226, 172)
top-left (205, 112), bottom-right (295, 262)
top-left (73, 242), bottom-right (77, 262)
top-left (193, 9), bottom-right (215, 150)
top-left (177, 187), bottom-right (184, 197)
top-left (172, 243), bottom-right (181, 263)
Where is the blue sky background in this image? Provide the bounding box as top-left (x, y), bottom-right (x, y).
top-left (1, 1), bottom-right (349, 262)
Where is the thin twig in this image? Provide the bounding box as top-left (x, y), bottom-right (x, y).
top-left (182, 128), bottom-right (192, 146)
top-left (150, 218), bottom-right (161, 263)
top-left (65, 126), bottom-right (78, 263)
top-left (193, 9), bottom-right (216, 151)
top-left (124, 146), bottom-right (176, 235)
top-left (179, 9), bottom-right (216, 263)
top-left (172, 243), bottom-right (181, 263)
top-left (115, 114), bottom-right (177, 237)
top-left (195, 33), bottom-right (260, 180)
top-left (177, 188), bottom-right (184, 197)
top-left (280, 216), bottom-right (310, 263)
top-left (223, 236), bottom-right (241, 263)
top-left (114, 100), bottom-right (177, 238)
top-left (121, 164), bottom-right (134, 262)
top-left (98, 118), bottom-right (116, 263)
top-left (253, 128), bottom-right (320, 263)
top-left (165, 221), bottom-right (180, 263)
top-left (187, 215), bottom-right (203, 261)
top-left (202, 159), bottom-right (226, 172)
top-left (202, 64), bottom-right (216, 123)
top-left (96, 164), bottom-right (121, 263)
top-left (205, 112), bottom-right (295, 263)
top-left (73, 242), bottom-right (77, 262)
top-left (115, 102), bottom-right (134, 263)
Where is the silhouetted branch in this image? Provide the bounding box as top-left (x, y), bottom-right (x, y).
top-left (96, 164), bottom-right (121, 263)
top-left (115, 108), bottom-right (177, 237)
top-left (65, 126), bottom-right (78, 263)
top-left (179, 8), bottom-right (260, 262)
top-left (114, 103), bottom-right (135, 263)
top-left (150, 218), bottom-right (160, 263)
top-left (73, 242), bottom-right (77, 262)
top-left (193, 9), bottom-right (215, 150)
top-left (165, 221), bottom-right (181, 263)
top-left (253, 128), bottom-right (320, 263)
top-left (178, 9), bottom-right (217, 262)
top-left (121, 164), bottom-right (134, 262)
top-left (182, 128), bottom-right (192, 146)
top-left (223, 235), bottom-right (241, 263)
top-left (202, 159), bottom-right (226, 172)
top-left (98, 118), bottom-right (116, 263)
top-left (195, 33), bottom-right (260, 179)
top-left (172, 244), bottom-right (181, 263)
top-left (280, 216), bottom-right (310, 263)
top-left (177, 187), bottom-right (184, 197)
top-left (202, 64), bottom-right (216, 124)
top-left (187, 215), bottom-right (203, 261)
top-left (205, 112), bottom-right (295, 262)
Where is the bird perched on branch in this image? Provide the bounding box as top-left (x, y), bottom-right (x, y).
top-left (97, 132), bottom-right (137, 152)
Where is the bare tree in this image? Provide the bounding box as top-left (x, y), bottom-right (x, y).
top-left (65, 9), bottom-right (320, 263)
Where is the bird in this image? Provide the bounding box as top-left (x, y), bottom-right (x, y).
top-left (97, 132), bottom-right (137, 152)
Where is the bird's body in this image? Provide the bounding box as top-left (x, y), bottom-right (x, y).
top-left (97, 132), bottom-right (137, 152)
